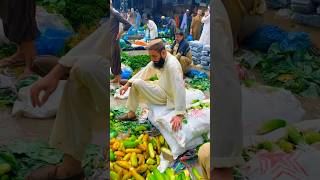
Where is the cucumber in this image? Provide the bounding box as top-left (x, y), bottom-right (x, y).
top-left (153, 169), bottom-right (164, 180)
top-left (258, 119), bottom-right (287, 135)
top-left (110, 149), bottom-right (116, 162)
top-left (123, 141), bottom-right (138, 148)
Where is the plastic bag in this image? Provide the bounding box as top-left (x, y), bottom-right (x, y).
top-left (187, 35), bottom-right (193, 41)
top-left (12, 80), bottom-right (66, 119)
top-left (147, 104), bottom-right (204, 159)
top-left (36, 28), bottom-right (73, 56)
top-left (36, 6), bottom-right (74, 33)
top-left (157, 105), bottom-right (210, 148)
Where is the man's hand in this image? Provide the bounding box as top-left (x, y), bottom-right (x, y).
top-left (171, 115), bottom-right (184, 132)
top-left (190, 30), bottom-right (192, 35)
top-left (30, 76), bottom-right (59, 107)
top-left (120, 84), bottom-right (129, 95)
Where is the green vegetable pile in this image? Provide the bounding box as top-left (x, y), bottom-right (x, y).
top-left (187, 77), bottom-right (210, 91)
top-left (121, 53), bottom-right (151, 72)
top-left (244, 43), bottom-right (320, 97)
top-left (0, 44), bottom-right (16, 59)
top-left (0, 140), bottom-right (104, 179)
top-left (0, 89), bottom-right (16, 108)
top-left (35, 0), bottom-right (107, 31)
top-left (110, 106), bottom-right (151, 135)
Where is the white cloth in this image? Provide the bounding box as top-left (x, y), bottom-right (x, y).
top-left (128, 53), bottom-right (186, 115)
top-left (147, 20), bottom-right (158, 39)
top-left (199, 14), bottom-right (210, 46)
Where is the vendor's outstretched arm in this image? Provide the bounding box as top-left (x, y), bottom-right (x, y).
top-left (30, 64), bottom-right (70, 107)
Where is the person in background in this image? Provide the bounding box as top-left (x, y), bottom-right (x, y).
top-left (180, 9), bottom-right (190, 35)
top-left (199, 5), bottom-right (210, 46)
top-left (190, 9), bottom-right (203, 40)
top-left (135, 9), bottom-right (141, 29)
top-left (110, 2), bottom-right (132, 84)
top-left (0, 0), bottom-right (40, 80)
top-left (166, 17), bottom-right (177, 39)
top-left (168, 31), bottom-right (192, 74)
top-left (118, 39), bottom-right (186, 134)
top-left (212, 0), bottom-right (266, 179)
top-left (144, 15), bottom-right (158, 40)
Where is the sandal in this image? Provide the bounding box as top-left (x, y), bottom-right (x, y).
top-left (117, 113), bottom-right (137, 121)
top-left (25, 165), bottom-right (85, 180)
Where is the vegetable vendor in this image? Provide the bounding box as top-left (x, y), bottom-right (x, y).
top-left (161, 16), bottom-right (177, 39)
top-left (25, 7), bottom-right (111, 180)
top-left (118, 39), bottom-right (186, 132)
top-left (144, 15), bottom-right (158, 40)
top-left (212, 0), bottom-right (266, 179)
top-left (110, 1), bottom-right (132, 84)
top-left (168, 30), bottom-right (192, 75)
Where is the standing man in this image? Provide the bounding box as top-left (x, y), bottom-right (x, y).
top-left (110, 1), bottom-right (132, 84)
top-left (0, 0), bottom-right (40, 80)
top-left (190, 9), bottom-right (203, 41)
top-left (199, 6), bottom-right (210, 46)
top-left (144, 15), bottom-right (158, 40)
top-left (180, 9), bottom-right (190, 35)
top-left (135, 9), bottom-right (142, 29)
top-left (168, 31), bottom-right (192, 74)
top-left (118, 39), bottom-right (186, 133)
top-left (212, 0), bottom-right (266, 179)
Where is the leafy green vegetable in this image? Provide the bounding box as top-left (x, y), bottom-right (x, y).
top-left (187, 77), bottom-right (210, 91)
top-left (35, 0), bottom-right (107, 31)
top-left (121, 53), bottom-right (151, 72)
top-left (253, 43), bottom-right (320, 97)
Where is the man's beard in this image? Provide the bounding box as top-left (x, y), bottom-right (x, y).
top-left (153, 57), bottom-right (165, 69)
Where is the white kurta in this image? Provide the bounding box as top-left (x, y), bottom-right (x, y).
top-left (51, 22), bottom-right (109, 161)
top-left (147, 20), bottom-right (158, 39)
top-left (127, 53), bottom-right (186, 115)
top-left (199, 14), bottom-right (210, 46)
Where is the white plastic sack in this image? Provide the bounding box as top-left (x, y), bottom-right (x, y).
top-left (242, 85), bottom-right (305, 136)
top-left (12, 80), bottom-right (66, 119)
top-left (241, 146), bottom-right (320, 180)
top-left (157, 106), bottom-right (210, 148)
top-left (36, 6), bottom-right (74, 33)
top-left (0, 19), bottom-right (9, 45)
top-left (148, 104), bottom-right (203, 159)
top-left (114, 87), bottom-right (131, 99)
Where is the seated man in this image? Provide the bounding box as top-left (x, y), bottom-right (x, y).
top-left (119, 39), bottom-right (186, 132)
top-left (169, 31), bottom-right (192, 74)
top-left (25, 15), bottom-right (109, 180)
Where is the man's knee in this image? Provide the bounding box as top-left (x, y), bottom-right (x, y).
top-left (198, 143), bottom-right (210, 161)
top-left (131, 79), bottom-right (145, 88)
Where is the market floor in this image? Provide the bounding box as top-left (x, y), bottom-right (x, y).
top-left (0, 108), bottom-right (53, 145)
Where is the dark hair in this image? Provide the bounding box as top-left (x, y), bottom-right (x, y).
top-left (148, 40), bottom-right (165, 53)
top-left (175, 30), bottom-right (185, 37)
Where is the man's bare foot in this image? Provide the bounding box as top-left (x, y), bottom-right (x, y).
top-left (214, 168), bottom-right (234, 180)
top-left (56, 154), bottom-right (83, 178)
top-left (17, 68), bottom-right (34, 80)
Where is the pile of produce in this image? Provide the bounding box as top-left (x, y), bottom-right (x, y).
top-left (186, 77), bottom-right (210, 91)
top-left (242, 119), bottom-right (320, 161)
top-left (109, 132), bottom-right (173, 179)
top-left (35, 0), bottom-right (107, 31)
top-left (0, 44), bottom-right (16, 59)
top-left (243, 43), bottom-right (320, 97)
top-left (121, 53), bottom-right (151, 72)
